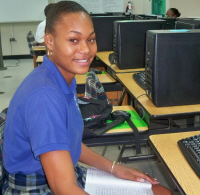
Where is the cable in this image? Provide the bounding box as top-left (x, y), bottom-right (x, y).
top-left (15, 59), bottom-right (20, 66)
top-left (5, 59), bottom-right (20, 67)
top-left (10, 41), bottom-right (13, 55)
top-left (136, 94), bottom-right (146, 99)
top-left (130, 106), bottom-right (145, 120)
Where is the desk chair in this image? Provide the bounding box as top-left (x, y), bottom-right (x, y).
top-left (26, 31), bottom-right (37, 68)
top-left (0, 108), bottom-right (8, 194)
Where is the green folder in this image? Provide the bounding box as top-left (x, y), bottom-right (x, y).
top-left (107, 110), bottom-right (147, 130)
top-left (84, 71), bottom-right (106, 75)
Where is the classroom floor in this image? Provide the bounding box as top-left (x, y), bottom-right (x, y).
top-left (0, 59), bottom-right (181, 194)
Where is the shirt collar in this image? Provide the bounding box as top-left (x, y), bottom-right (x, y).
top-left (42, 55), bottom-right (76, 94)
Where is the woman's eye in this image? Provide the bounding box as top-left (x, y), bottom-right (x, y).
top-left (88, 38), bottom-right (96, 42)
top-left (70, 39), bottom-right (78, 43)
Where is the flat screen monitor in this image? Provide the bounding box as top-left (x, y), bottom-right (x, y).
top-left (91, 16), bottom-right (126, 51)
top-left (175, 21), bottom-right (196, 29)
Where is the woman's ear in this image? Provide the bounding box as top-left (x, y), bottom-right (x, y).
top-left (45, 33), bottom-right (53, 50)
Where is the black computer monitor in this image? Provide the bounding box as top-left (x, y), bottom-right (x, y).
top-left (90, 13), bottom-right (108, 16)
top-left (105, 12), bottom-right (125, 16)
top-left (158, 17), bottom-right (176, 29)
top-left (133, 15), bottom-right (145, 20)
top-left (175, 21), bottom-right (196, 29)
top-left (144, 14), bottom-right (158, 20)
top-left (91, 16), bottom-right (126, 51)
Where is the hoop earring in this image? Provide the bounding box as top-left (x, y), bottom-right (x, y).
top-left (47, 50), bottom-right (53, 60)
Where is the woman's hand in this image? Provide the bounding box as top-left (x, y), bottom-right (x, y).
top-left (112, 163), bottom-right (159, 185)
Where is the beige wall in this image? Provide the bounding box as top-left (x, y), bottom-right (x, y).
top-left (1, 22), bottom-right (39, 56)
top-left (167, 0), bottom-right (200, 18)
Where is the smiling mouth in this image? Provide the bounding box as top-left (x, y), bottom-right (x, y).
top-left (74, 59), bottom-right (89, 63)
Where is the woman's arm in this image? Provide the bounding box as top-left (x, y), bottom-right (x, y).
top-left (40, 150), bottom-right (88, 195)
top-left (79, 143), bottom-right (159, 184)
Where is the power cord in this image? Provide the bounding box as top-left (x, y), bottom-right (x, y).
top-left (130, 106), bottom-right (145, 120)
top-left (136, 93), bottom-right (146, 99)
top-left (6, 59), bottom-right (20, 67)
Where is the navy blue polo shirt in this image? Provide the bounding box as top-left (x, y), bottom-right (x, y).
top-left (3, 55), bottom-right (84, 175)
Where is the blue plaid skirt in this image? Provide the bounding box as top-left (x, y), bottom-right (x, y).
top-left (2, 164), bottom-right (87, 195)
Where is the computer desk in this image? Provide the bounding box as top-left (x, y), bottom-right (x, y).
top-left (75, 73), bottom-right (123, 94)
top-left (96, 51), bottom-right (144, 79)
top-left (83, 105), bottom-right (149, 162)
top-left (32, 46), bottom-right (46, 68)
top-left (116, 72), bottom-right (200, 127)
top-left (36, 55), bottom-right (43, 67)
top-left (112, 72), bottom-right (200, 163)
top-left (149, 131), bottom-right (200, 195)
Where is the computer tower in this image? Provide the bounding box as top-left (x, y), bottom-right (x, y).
top-left (91, 16), bottom-right (126, 51)
top-left (145, 29), bottom-right (200, 107)
top-left (113, 20), bottom-right (165, 69)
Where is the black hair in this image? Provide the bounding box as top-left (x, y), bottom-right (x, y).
top-left (168, 8), bottom-right (181, 17)
top-left (44, 3), bottom-right (54, 17)
top-left (45, 1), bottom-right (90, 35)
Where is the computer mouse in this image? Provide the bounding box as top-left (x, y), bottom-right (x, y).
top-left (94, 69), bottom-right (102, 74)
top-left (111, 110), bottom-right (131, 120)
top-left (108, 53), bottom-right (116, 64)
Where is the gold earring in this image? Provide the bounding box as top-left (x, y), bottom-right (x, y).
top-left (47, 50), bottom-right (53, 60)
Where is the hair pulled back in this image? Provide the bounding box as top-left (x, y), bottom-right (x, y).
top-left (169, 8), bottom-right (181, 17)
top-left (45, 1), bottom-right (90, 35)
top-left (44, 3), bottom-right (54, 17)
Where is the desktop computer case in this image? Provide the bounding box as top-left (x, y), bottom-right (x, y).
top-left (113, 20), bottom-right (165, 69)
top-left (146, 30), bottom-right (200, 107)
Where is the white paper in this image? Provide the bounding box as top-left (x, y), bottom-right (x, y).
top-left (55, 0), bottom-right (124, 13)
top-left (80, 0), bottom-right (102, 13)
top-left (85, 168), bottom-right (153, 195)
top-left (103, 0), bottom-right (124, 13)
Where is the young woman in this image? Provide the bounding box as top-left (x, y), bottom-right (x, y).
top-left (3, 1), bottom-right (173, 194)
top-left (166, 8), bottom-right (181, 18)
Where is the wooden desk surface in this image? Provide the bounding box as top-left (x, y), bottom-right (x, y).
top-left (116, 73), bottom-right (200, 117)
top-left (36, 56), bottom-right (43, 63)
top-left (150, 131), bottom-right (200, 195)
top-left (96, 51), bottom-right (144, 73)
top-left (32, 46), bottom-right (46, 51)
top-left (75, 73), bottom-right (116, 85)
top-left (106, 105), bottom-right (148, 134)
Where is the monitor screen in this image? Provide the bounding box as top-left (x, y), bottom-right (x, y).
top-left (91, 16), bottom-right (126, 51)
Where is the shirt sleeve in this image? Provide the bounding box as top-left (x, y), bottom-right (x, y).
top-left (25, 87), bottom-right (70, 160)
top-left (35, 20), bottom-right (45, 43)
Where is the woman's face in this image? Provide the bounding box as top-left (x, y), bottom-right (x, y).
top-left (45, 12), bottom-right (97, 83)
top-left (166, 10), bottom-right (176, 18)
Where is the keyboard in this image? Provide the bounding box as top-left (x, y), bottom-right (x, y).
top-left (178, 134), bottom-right (200, 178)
top-left (132, 71), bottom-right (146, 90)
